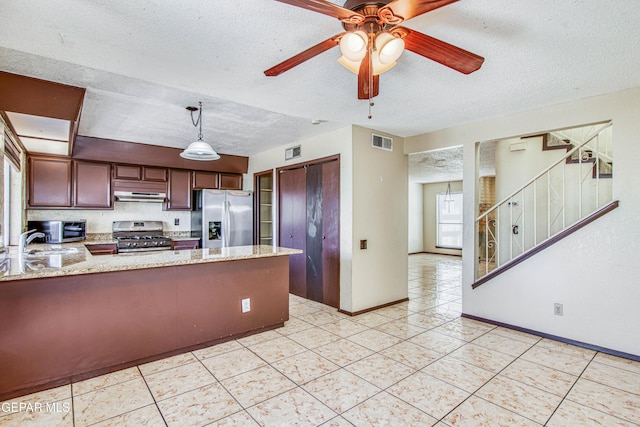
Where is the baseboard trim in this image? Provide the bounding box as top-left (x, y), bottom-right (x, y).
top-left (462, 313), bottom-right (640, 362)
top-left (339, 298), bottom-right (409, 316)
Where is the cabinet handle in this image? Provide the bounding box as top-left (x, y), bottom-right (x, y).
top-left (322, 235), bottom-right (326, 239)
top-left (289, 234), bottom-right (293, 238)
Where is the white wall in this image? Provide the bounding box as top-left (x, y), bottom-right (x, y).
top-left (351, 126), bottom-right (408, 312)
top-left (406, 86), bottom-right (640, 356)
top-left (423, 181), bottom-right (462, 256)
top-left (27, 202), bottom-right (192, 234)
top-left (408, 182), bottom-right (423, 253)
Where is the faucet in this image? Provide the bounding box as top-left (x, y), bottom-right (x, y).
top-left (19, 229), bottom-right (45, 253)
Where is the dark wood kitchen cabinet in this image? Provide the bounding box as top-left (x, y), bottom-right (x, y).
top-left (220, 173), bottom-right (242, 190)
top-left (28, 156), bottom-right (72, 208)
top-left (74, 161), bottom-right (112, 208)
top-left (113, 164), bottom-right (167, 182)
top-left (171, 239), bottom-right (200, 250)
top-left (192, 171), bottom-right (219, 189)
top-left (166, 169), bottom-right (192, 210)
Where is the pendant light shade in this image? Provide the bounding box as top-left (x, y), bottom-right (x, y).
top-left (339, 30), bottom-right (368, 62)
top-left (180, 141), bottom-right (220, 161)
top-left (180, 102), bottom-right (220, 161)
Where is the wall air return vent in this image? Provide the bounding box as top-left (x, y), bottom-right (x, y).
top-left (285, 145), bottom-right (301, 160)
top-left (372, 134), bottom-right (393, 151)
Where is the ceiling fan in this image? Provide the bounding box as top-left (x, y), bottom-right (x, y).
top-left (264, 0), bottom-right (484, 102)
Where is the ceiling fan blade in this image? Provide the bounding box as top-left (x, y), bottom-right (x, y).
top-left (379, 0), bottom-right (458, 24)
top-left (358, 50), bottom-right (379, 100)
top-left (398, 27), bottom-right (484, 74)
top-left (274, 0), bottom-right (364, 24)
top-left (264, 34), bottom-right (343, 77)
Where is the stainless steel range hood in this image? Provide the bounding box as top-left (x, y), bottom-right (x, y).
top-left (114, 191), bottom-right (166, 203)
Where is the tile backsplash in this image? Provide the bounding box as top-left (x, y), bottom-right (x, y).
top-left (27, 202), bottom-right (191, 233)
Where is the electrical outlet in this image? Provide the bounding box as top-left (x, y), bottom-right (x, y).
top-left (360, 240), bottom-right (367, 250)
top-left (554, 303), bottom-right (563, 316)
top-left (174, 218), bottom-right (179, 226)
top-left (241, 298), bottom-right (251, 313)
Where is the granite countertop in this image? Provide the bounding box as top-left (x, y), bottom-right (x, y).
top-left (0, 243), bottom-right (301, 282)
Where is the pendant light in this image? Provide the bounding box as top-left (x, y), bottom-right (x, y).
top-left (180, 102), bottom-right (220, 161)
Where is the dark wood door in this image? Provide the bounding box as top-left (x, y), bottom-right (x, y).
top-left (28, 156), bottom-right (72, 208)
top-left (279, 167), bottom-right (307, 297)
top-left (166, 169), bottom-right (192, 210)
top-left (306, 163), bottom-right (324, 302)
top-left (322, 159), bottom-right (340, 308)
top-left (74, 161), bottom-right (112, 208)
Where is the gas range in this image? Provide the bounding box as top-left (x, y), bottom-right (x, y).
top-left (112, 221), bottom-right (172, 253)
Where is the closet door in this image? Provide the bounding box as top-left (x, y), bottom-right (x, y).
top-left (279, 167), bottom-right (307, 297)
top-left (322, 159), bottom-right (340, 308)
top-left (306, 163), bottom-right (324, 302)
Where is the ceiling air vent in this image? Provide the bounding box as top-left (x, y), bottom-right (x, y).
top-left (372, 134), bottom-right (393, 151)
top-left (285, 145), bottom-right (301, 160)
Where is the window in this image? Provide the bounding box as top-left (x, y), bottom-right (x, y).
top-left (437, 191), bottom-right (463, 249)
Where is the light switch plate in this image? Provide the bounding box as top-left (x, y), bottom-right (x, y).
top-left (241, 298), bottom-right (251, 313)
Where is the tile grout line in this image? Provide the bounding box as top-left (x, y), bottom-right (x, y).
top-left (136, 365), bottom-right (169, 427)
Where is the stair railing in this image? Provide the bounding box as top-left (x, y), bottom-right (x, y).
top-left (476, 122), bottom-right (613, 279)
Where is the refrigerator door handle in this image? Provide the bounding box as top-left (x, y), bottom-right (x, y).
top-left (223, 200), bottom-right (231, 247)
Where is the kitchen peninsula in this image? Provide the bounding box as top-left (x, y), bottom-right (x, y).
top-left (0, 244), bottom-right (300, 399)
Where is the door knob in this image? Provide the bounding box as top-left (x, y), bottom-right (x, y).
top-left (289, 234), bottom-right (293, 238)
top-left (322, 235), bottom-right (326, 239)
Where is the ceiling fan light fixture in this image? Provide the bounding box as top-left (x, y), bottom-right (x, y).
top-left (375, 32), bottom-right (404, 65)
top-left (371, 51), bottom-right (396, 76)
top-left (339, 30), bottom-right (368, 61)
top-left (337, 55), bottom-right (360, 74)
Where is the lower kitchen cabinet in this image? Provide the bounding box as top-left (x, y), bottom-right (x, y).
top-left (172, 239), bottom-right (199, 250)
top-left (85, 243), bottom-right (118, 255)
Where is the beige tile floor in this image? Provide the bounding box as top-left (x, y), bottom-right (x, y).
top-left (2, 253), bottom-right (640, 426)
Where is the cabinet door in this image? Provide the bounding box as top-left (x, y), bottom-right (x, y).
top-left (278, 167), bottom-right (307, 297)
top-left (28, 156), bottom-right (72, 208)
top-left (171, 239), bottom-right (200, 250)
top-left (166, 169), bottom-right (192, 210)
top-left (74, 161), bottom-right (112, 208)
top-left (142, 167), bottom-right (167, 182)
top-left (113, 164), bottom-right (141, 180)
top-left (192, 171), bottom-right (219, 189)
top-left (220, 173), bottom-right (242, 190)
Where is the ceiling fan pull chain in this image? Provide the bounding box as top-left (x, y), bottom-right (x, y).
top-left (368, 33), bottom-right (374, 119)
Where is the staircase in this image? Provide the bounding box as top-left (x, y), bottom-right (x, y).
top-left (474, 122), bottom-right (618, 288)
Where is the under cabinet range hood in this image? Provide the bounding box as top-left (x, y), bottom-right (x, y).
top-left (114, 191), bottom-right (166, 203)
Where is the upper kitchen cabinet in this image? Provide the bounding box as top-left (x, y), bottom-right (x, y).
top-left (28, 156), bottom-right (72, 208)
top-left (28, 156), bottom-right (114, 209)
top-left (74, 161), bottom-right (112, 208)
top-left (220, 173), bottom-right (242, 190)
top-left (166, 169), bottom-right (192, 210)
top-left (192, 171), bottom-right (219, 190)
top-left (113, 164), bottom-right (167, 182)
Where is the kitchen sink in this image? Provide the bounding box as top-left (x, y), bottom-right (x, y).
top-left (25, 247), bottom-right (79, 256)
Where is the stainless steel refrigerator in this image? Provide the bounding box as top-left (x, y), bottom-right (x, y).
top-left (191, 189), bottom-right (253, 248)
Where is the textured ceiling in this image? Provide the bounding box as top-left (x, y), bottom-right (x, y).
top-left (1, 1), bottom-right (640, 157)
top-left (409, 141), bottom-right (495, 184)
